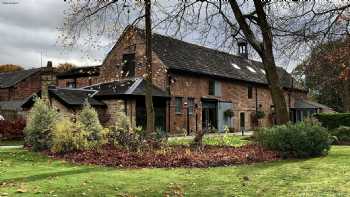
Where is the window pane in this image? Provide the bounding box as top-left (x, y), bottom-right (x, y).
top-left (214, 81), bottom-right (221, 96)
top-left (248, 85), bottom-right (253, 99)
top-left (209, 80), bottom-right (215, 95)
top-left (188, 98), bottom-right (194, 115)
top-left (175, 97), bottom-right (182, 113)
top-left (66, 81), bottom-right (76, 88)
top-left (122, 53), bottom-right (135, 77)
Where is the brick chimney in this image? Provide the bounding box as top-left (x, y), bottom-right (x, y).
top-left (41, 61), bottom-right (56, 100)
top-left (237, 38), bottom-right (248, 58)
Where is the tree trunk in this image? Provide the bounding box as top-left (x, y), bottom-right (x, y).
top-left (262, 52), bottom-right (290, 124)
top-left (229, 0), bottom-right (289, 124)
top-left (344, 79), bottom-right (350, 112)
top-left (145, 0), bottom-right (155, 133)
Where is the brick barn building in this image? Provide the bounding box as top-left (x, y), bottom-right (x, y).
top-left (19, 26), bottom-right (333, 134)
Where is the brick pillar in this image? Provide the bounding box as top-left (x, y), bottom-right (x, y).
top-left (40, 61), bottom-right (56, 101)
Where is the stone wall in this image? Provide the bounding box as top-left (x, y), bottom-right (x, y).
top-left (102, 99), bottom-right (126, 126)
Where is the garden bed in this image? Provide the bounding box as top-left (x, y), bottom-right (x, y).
top-left (46, 144), bottom-right (279, 168)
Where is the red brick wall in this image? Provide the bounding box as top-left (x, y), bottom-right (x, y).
top-left (0, 89), bottom-right (10, 101)
top-left (57, 76), bottom-right (99, 88)
top-left (167, 73), bottom-right (307, 133)
top-left (0, 72), bottom-right (41, 101)
top-left (94, 27), bottom-right (308, 134)
top-left (99, 29), bottom-right (168, 90)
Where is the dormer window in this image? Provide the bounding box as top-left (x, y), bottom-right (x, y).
top-left (122, 53), bottom-right (135, 77)
top-left (237, 38), bottom-right (248, 58)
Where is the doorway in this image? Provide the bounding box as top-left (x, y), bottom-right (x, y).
top-left (240, 112), bottom-right (245, 131)
top-left (202, 100), bottom-right (218, 132)
top-left (136, 97), bottom-right (166, 132)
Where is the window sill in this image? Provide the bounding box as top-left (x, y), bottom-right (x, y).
top-left (175, 112), bottom-right (182, 115)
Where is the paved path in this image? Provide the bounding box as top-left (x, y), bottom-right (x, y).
top-left (169, 132), bottom-right (253, 140)
top-left (0, 145), bottom-right (23, 149)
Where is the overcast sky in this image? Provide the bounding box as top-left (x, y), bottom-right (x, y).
top-left (0, 0), bottom-right (324, 71)
top-left (0, 0), bottom-right (108, 68)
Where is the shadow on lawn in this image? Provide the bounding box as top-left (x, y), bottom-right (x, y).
top-left (0, 167), bottom-right (109, 183)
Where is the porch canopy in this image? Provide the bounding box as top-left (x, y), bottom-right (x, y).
top-left (85, 78), bottom-right (169, 99)
top-left (290, 99), bottom-right (334, 122)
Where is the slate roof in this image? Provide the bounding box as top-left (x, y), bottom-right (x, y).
top-left (131, 27), bottom-right (303, 90)
top-left (0, 68), bottom-right (41, 88)
top-left (56, 65), bottom-right (101, 79)
top-left (48, 87), bottom-right (106, 107)
top-left (0, 100), bottom-right (25, 111)
top-left (293, 99), bottom-right (334, 110)
top-left (85, 78), bottom-right (169, 98)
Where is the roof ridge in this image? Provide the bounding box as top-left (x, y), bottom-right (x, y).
top-left (54, 87), bottom-right (96, 92)
top-left (0, 67), bottom-right (40, 76)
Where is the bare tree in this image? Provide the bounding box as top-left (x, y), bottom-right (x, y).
top-left (61, 0), bottom-right (350, 126)
top-left (56, 62), bottom-right (77, 73)
top-left (155, 0), bottom-right (350, 124)
top-left (62, 0), bottom-right (155, 133)
top-left (0, 64), bottom-right (24, 73)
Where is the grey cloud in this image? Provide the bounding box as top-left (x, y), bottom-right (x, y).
top-left (0, 0), bottom-right (105, 68)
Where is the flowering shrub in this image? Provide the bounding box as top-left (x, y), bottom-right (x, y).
top-left (0, 118), bottom-right (26, 140)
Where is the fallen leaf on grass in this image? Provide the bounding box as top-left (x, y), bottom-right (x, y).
top-left (16, 188), bottom-right (27, 193)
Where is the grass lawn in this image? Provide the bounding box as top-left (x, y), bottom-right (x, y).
top-left (168, 134), bottom-right (249, 147)
top-left (1, 146), bottom-right (350, 196)
top-left (0, 139), bottom-right (24, 146)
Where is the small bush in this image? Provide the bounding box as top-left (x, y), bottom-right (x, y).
top-left (24, 98), bottom-right (59, 151)
top-left (254, 121), bottom-right (332, 158)
top-left (0, 118), bottom-right (26, 140)
top-left (77, 102), bottom-right (108, 148)
top-left (109, 112), bottom-right (144, 151)
top-left (315, 113), bottom-right (350, 130)
top-left (51, 118), bottom-right (89, 153)
top-left (331, 126), bottom-right (350, 144)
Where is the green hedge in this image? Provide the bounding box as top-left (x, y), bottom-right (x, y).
top-left (331, 126), bottom-right (350, 144)
top-left (254, 121), bottom-right (332, 158)
top-left (314, 113), bottom-right (350, 130)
